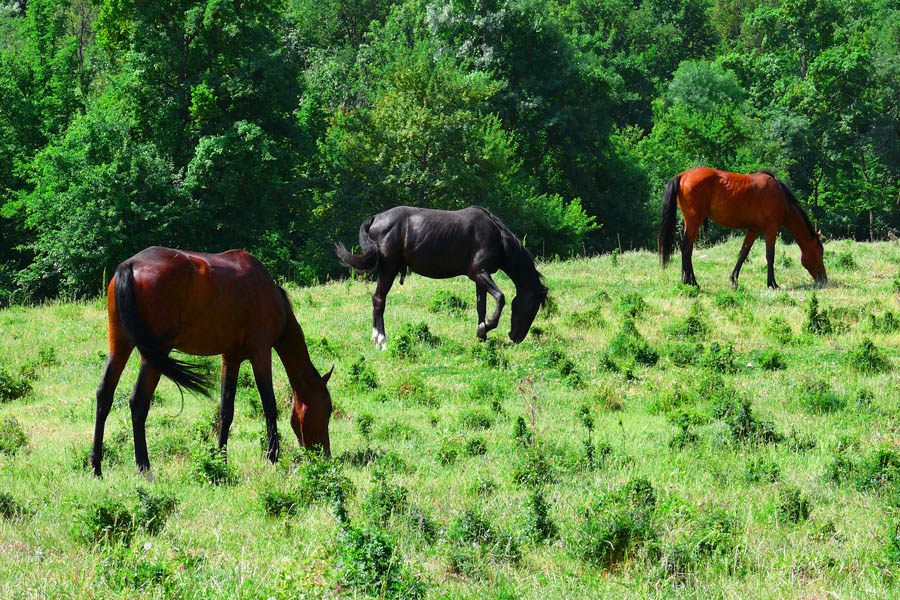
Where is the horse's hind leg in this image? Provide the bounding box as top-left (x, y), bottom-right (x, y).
top-left (250, 351), bottom-right (280, 463)
top-left (680, 222), bottom-right (701, 287)
top-left (129, 359), bottom-right (161, 480)
top-left (372, 265), bottom-right (399, 350)
top-left (730, 231), bottom-right (759, 289)
top-left (90, 345), bottom-right (133, 477)
top-left (217, 356), bottom-right (240, 453)
top-left (475, 283), bottom-right (488, 340)
top-left (471, 272), bottom-right (505, 335)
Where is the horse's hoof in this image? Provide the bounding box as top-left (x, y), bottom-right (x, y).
top-left (476, 323), bottom-right (487, 341)
top-left (371, 328), bottom-right (379, 342)
top-left (376, 333), bottom-right (387, 351)
top-left (137, 467), bottom-right (154, 483)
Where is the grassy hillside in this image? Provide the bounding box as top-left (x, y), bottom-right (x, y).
top-left (1, 239), bottom-right (900, 599)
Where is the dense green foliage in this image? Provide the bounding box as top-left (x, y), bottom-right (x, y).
top-left (1, 0), bottom-right (899, 302)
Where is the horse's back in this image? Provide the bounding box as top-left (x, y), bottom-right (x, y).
top-left (116, 247), bottom-right (286, 356)
top-left (679, 167), bottom-right (786, 231)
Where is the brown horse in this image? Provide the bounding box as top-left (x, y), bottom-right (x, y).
top-left (658, 167), bottom-right (827, 289)
top-left (90, 247), bottom-right (333, 479)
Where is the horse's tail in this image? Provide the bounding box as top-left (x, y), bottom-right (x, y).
top-left (658, 174), bottom-right (681, 267)
top-left (113, 262), bottom-right (213, 397)
top-left (335, 216), bottom-right (381, 274)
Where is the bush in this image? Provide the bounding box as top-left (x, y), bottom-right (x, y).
top-left (436, 437), bottom-right (462, 465)
top-left (133, 488), bottom-right (177, 536)
top-left (572, 477), bottom-right (657, 568)
top-left (797, 379), bottom-right (845, 414)
top-left (471, 338), bottom-right (508, 368)
top-left (190, 447), bottom-right (238, 486)
top-left (804, 293), bottom-right (832, 335)
top-left (665, 303), bottom-right (708, 339)
top-left (467, 377), bottom-right (507, 412)
top-left (0, 370), bottom-right (31, 402)
top-left (666, 341), bottom-right (704, 367)
top-left (713, 289), bottom-right (747, 309)
top-left (607, 318), bottom-right (659, 366)
top-left (869, 311), bottom-right (899, 333)
top-left (448, 508), bottom-right (521, 565)
top-left (846, 337), bottom-right (891, 373)
top-left (539, 347), bottom-right (584, 387)
top-left (336, 526), bottom-right (425, 599)
top-left (512, 446), bottom-right (556, 488)
top-left (468, 475), bottom-right (498, 497)
top-left (348, 356), bottom-right (378, 389)
top-left (753, 349), bottom-right (785, 370)
top-left (616, 292), bottom-right (647, 318)
top-left (777, 487), bottom-right (812, 524)
top-left (835, 249), bottom-right (857, 270)
top-left (465, 437), bottom-right (487, 457)
top-left (363, 470), bottom-right (409, 526)
top-left (765, 315), bottom-right (794, 344)
top-left (76, 498), bottom-right (138, 546)
top-left (0, 417), bottom-right (27, 456)
top-left (391, 374), bottom-right (437, 407)
top-left (390, 322), bottom-right (439, 360)
top-left (714, 397), bottom-right (781, 445)
top-left (743, 456), bottom-right (780, 483)
top-left (429, 290), bottom-right (469, 313)
top-left (698, 342), bottom-right (737, 373)
top-left (459, 409), bottom-right (493, 430)
top-left (0, 492), bottom-right (27, 519)
top-left (522, 490), bottom-right (557, 543)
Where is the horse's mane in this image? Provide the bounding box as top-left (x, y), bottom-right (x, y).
top-left (472, 206), bottom-right (548, 301)
top-left (759, 171), bottom-right (822, 250)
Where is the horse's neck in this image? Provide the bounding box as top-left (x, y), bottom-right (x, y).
top-left (274, 319), bottom-right (319, 391)
top-left (784, 204), bottom-right (815, 248)
top-left (504, 253), bottom-right (540, 292)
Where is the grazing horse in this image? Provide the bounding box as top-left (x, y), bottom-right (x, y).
top-left (335, 206), bottom-right (548, 347)
top-left (90, 247), bottom-right (333, 479)
top-left (658, 167), bottom-right (827, 289)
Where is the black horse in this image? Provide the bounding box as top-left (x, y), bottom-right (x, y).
top-left (336, 206), bottom-right (548, 347)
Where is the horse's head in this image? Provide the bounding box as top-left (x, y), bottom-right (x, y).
top-left (509, 284), bottom-right (548, 343)
top-left (801, 239), bottom-right (827, 285)
top-left (290, 365), bottom-right (334, 456)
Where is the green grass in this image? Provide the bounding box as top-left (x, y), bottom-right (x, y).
top-left (2, 239), bottom-right (900, 598)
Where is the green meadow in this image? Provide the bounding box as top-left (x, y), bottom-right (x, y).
top-left (2, 239), bottom-right (900, 599)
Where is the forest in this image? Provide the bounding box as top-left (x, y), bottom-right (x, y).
top-left (0, 0), bottom-right (898, 303)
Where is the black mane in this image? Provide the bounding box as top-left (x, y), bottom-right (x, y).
top-left (759, 171), bottom-right (821, 249)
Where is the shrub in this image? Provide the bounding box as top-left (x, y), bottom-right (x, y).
top-left (846, 337), bottom-right (891, 373)
top-left (467, 377), bottom-right (507, 410)
top-left (96, 547), bottom-right (177, 593)
top-left (666, 408), bottom-right (707, 449)
top-left (675, 283), bottom-right (700, 298)
top-left (607, 318), bottom-right (658, 366)
top-left (853, 446), bottom-right (900, 491)
top-left (754, 349), bottom-right (786, 370)
top-left (471, 338), bottom-right (508, 368)
top-left (743, 456), bottom-right (780, 483)
top-left (260, 489), bottom-right (304, 517)
top-left (468, 475), bottom-right (498, 497)
top-left (665, 303), bottom-right (708, 339)
top-left (336, 526), bottom-right (425, 599)
top-left (804, 293), bottom-right (832, 335)
top-left (0, 370), bottom-right (31, 402)
top-left (133, 488), bottom-right (177, 536)
top-left (460, 409), bottom-right (493, 430)
top-left (714, 397), bottom-right (781, 445)
top-left (308, 335), bottom-right (339, 359)
top-left (522, 490), bottom-right (557, 543)
top-left (348, 356), bottom-right (378, 390)
top-left (291, 451), bottom-right (354, 518)
top-left (568, 305), bottom-right (606, 328)
top-left (785, 428), bottom-right (817, 452)
top-left (777, 487), bottom-right (811, 524)
top-left (512, 416), bottom-right (534, 448)
top-left (616, 292), bottom-right (647, 318)
top-left (539, 347), bottom-right (583, 387)
top-left (666, 341), bottom-right (704, 367)
top-left (512, 446), bottom-right (556, 488)
top-left (190, 447), bottom-right (238, 486)
top-left (448, 508), bottom-right (521, 565)
top-left (869, 311), bottom-right (899, 333)
top-left (765, 315), bottom-right (793, 344)
top-left (465, 437), bottom-right (487, 457)
top-left (648, 388), bottom-right (694, 416)
top-left (713, 289), bottom-right (747, 309)
top-left (436, 438), bottom-right (462, 465)
top-left (357, 413), bottom-right (376, 442)
top-left (0, 417), bottom-right (27, 456)
top-left (797, 379), bottom-right (845, 414)
top-left (573, 477), bottom-right (658, 568)
top-left (390, 322), bottom-right (439, 360)
top-left (391, 374), bottom-right (437, 407)
top-left (429, 290), bottom-right (469, 313)
top-left (363, 470), bottom-right (409, 526)
top-left (698, 342), bottom-right (737, 373)
top-left (835, 249), bottom-right (857, 270)
top-left (0, 492), bottom-right (27, 519)
top-left (76, 498), bottom-right (137, 546)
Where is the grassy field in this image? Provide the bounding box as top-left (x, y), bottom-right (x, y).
top-left (2, 239), bottom-right (900, 599)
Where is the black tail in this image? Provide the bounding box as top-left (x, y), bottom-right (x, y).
top-left (335, 215), bottom-right (381, 273)
top-left (114, 263), bottom-right (213, 397)
top-left (658, 175), bottom-right (681, 267)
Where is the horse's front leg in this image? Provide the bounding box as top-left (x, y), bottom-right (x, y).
top-left (765, 233), bottom-right (779, 289)
top-left (217, 356), bottom-right (240, 453)
top-left (472, 272), bottom-right (505, 334)
top-left (129, 359), bottom-right (161, 481)
top-left (475, 283), bottom-right (488, 340)
top-left (371, 265), bottom-right (398, 350)
top-left (250, 351), bottom-right (280, 463)
top-left (730, 230), bottom-right (759, 289)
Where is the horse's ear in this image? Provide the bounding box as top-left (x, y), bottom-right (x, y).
top-left (322, 364), bottom-right (334, 385)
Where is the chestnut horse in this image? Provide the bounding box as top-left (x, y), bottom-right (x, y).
top-left (335, 206), bottom-right (548, 347)
top-left (90, 247), bottom-right (333, 479)
top-left (659, 167), bottom-right (826, 289)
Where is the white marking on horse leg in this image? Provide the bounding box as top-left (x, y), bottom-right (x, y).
top-left (138, 467), bottom-right (154, 483)
top-left (377, 333), bottom-right (386, 351)
top-left (371, 327), bottom-right (379, 342)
